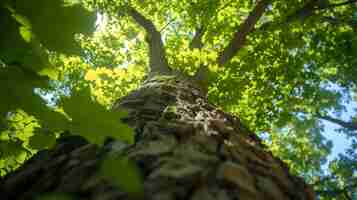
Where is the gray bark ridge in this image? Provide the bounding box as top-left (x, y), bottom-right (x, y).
top-left (1, 75), bottom-right (315, 200)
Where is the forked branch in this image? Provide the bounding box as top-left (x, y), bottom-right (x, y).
top-left (217, 0), bottom-right (269, 66)
top-left (126, 7), bottom-right (171, 75)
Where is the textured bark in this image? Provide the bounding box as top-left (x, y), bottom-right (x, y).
top-left (0, 75), bottom-right (315, 200)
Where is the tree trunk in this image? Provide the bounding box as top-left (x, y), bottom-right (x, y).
top-left (0, 75), bottom-right (315, 200)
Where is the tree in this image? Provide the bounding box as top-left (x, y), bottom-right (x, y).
top-left (0, 0), bottom-right (357, 199)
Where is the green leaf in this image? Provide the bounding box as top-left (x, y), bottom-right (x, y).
top-left (19, 26), bottom-right (31, 42)
top-left (13, 0), bottom-right (96, 54)
top-left (99, 155), bottom-right (143, 196)
top-left (0, 7), bottom-right (31, 64)
top-left (10, 12), bottom-right (31, 28)
top-left (29, 130), bottom-right (56, 150)
top-left (61, 87), bottom-right (134, 145)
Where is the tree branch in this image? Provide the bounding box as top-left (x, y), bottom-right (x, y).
top-left (259, 0), bottom-right (357, 31)
top-left (190, 26), bottom-right (205, 50)
top-left (322, 16), bottom-right (357, 29)
top-left (126, 7), bottom-right (171, 75)
top-left (317, 113), bottom-right (357, 131)
top-left (189, 26), bottom-right (209, 94)
top-left (290, 0), bottom-right (357, 19)
top-left (322, 0), bottom-right (357, 9)
top-left (217, 0), bottom-right (269, 66)
top-left (288, 0), bottom-right (357, 20)
top-left (286, 0), bottom-right (320, 22)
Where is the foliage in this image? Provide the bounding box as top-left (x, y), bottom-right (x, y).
top-left (0, 110), bottom-right (38, 176)
top-left (1, 0), bottom-right (357, 199)
top-left (0, 0), bottom-right (134, 182)
top-left (99, 155), bottom-right (143, 197)
top-left (60, 87), bottom-right (133, 144)
top-left (268, 116), bottom-right (332, 182)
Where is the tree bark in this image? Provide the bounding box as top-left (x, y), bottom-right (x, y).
top-left (0, 75), bottom-right (315, 200)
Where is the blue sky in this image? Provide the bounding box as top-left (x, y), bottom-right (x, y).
top-left (321, 93), bottom-right (357, 165)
